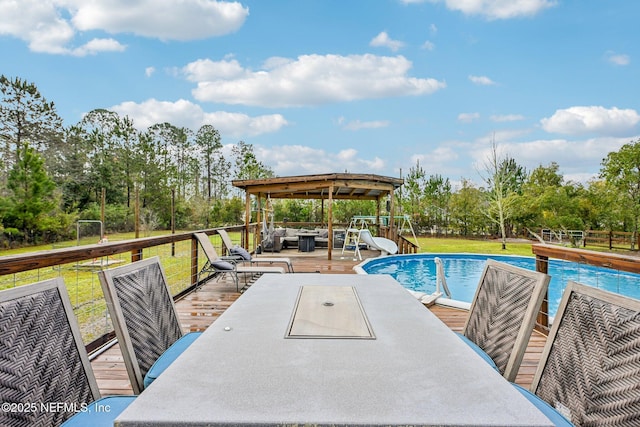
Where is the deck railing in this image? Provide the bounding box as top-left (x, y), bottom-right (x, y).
top-left (583, 230), bottom-right (639, 251)
top-left (0, 221), bottom-right (414, 354)
top-left (0, 225), bottom-right (257, 353)
top-left (532, 243), bottom-right (640, 333)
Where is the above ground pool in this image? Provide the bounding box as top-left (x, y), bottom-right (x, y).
top-left (358, 253), bottom-right (640, 317)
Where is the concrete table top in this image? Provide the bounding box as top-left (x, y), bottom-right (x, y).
top-left (115, 273), bottom-right (553, 427)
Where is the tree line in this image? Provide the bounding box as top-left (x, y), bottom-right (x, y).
top-left (1, 74), bottom-right (639, 248)
top-left (400, 140), bottom-right (640, 250)
top-left (0, 75), bottom-right (274, 244)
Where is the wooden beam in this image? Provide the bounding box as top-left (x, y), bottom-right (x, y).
top-left (263, 193), bottom-right (381, 201)
top-left (532, 244), bottom-right (640, 274)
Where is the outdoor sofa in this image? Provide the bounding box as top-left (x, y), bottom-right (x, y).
top-left (273, 227), bottom-right (330, 249)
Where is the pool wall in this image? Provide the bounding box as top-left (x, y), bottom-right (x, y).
top-left (354, 252), bottom-right (640, 317)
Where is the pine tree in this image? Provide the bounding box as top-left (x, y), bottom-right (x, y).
top-left (4, 142), bottom-right (56, 242)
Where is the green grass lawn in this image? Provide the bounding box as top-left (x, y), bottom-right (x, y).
top-left (0, 231), bottom-right (536, 343)
top-left (0, 230), bottom-right (208, 343)
top-left (0, 230), bottom-right (614, 346)
top-left (415, 236), bottom-right (535, 257)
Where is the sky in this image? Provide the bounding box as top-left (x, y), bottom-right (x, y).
top-left (1, 0), bottom-right (639, 188)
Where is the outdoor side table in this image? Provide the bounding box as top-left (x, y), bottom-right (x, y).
top-left (297, 232), bottom-right (317, 252)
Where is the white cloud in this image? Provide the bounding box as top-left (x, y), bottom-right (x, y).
top-left (605, 51), bottom-right (630, 66)
top-left (458, 112), bottom-right (480, 123)
top-left (339, 119), bottom-right (391, 131)
top-left (468, 135), bottom-right (638, 184)
top-left (421, 40), bottom-right (435, 51)
top-left (409, 145), bottom-right (465, 178)
top-left (490, 114), bottom-right (524, 122)
top-left (541, 106), bottom-right (640, 136)
top-left (187, 54), bottom-right (446, 107)
top-left (482, 129), bottom-right (532, 143)
top-left (502, 137), bottom-right (630, 171)
top-left (70, 38), bottom-right (126, 56)
top-left (183, 58), bottom-right (247, 82)
top-left (401, 0), bottom-right (556, 20)
top-left (71, 0), bottom-right (248, 40)
top-left (469, 75), bottom-right (496, 85)
top-left (0, 0), bottom-right (75, 54)
top-left (412, 146), bottom-right (459, 165)
top-left (109, 98), bottom-right (288, 137)
top-left (256, 145), bottom-right (386, 176)
top-left (145, 67), bottom-right (156, 77)
top-left (0, 0), bottom-right (248, 55)
top-left (370, 31), bottom-right (405, 52)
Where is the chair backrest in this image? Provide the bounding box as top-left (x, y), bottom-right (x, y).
top-left (98, 256), bottom-right (183, 394)
top-left (217, 229), bottom-right (235, 254)
top-left (0, 278), bottom-right (100, 426)
top-left (463, 259), bottom-right (550, 382)
top-left (531, 281), bottom-right (640, 426)
top-left (194, 232), bottom-right (222, 262)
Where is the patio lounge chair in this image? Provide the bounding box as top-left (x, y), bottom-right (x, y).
top-left (514, 281), bottom-right (640, 427)
top-left (460, 259), bottom-right (550, 382)
top-left (98, 256), bottom-right (202, 394)
top-left (0, 278), bottom-right (135, 427)
top-left (217, 228), bottom-right (293, 272)
top-left (194, 232), bottom-right (285, 292)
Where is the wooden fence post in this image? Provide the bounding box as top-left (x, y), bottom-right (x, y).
top-left (535, 254), bottom-right (549, 331)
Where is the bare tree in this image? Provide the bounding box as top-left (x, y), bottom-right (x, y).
top-left (479, 140), bottom-right (520, 250)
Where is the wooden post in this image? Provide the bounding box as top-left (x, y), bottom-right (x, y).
top-left (134, 186), bottom-right (140, 239)
top-left (132, 186), bottom-right (142, 262)
top-left (609, 231), bottom-right (613, 250)
top-left (328, 184), bottom-right (334, 260)
top-left (191, 235), bottom-right (199, 287)
top-left (101, 188), bottom-right (106, 238)
top-left (244, 192), bottom-right (251, 250)
top-left (388, 188), bottom-right (396, 241)
top-left (170, 188), bottom-right (176, 256)
top-left (375, 197), bottom-right (381, 237)
top-left (256, 194), bottom-right (263, 252)
top-left (535, 254), bottom-right (549, 330)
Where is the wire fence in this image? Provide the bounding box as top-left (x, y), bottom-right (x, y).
top-left (0, 227), bottom-right (251, 348)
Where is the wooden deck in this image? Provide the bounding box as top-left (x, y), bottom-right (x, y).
top-left (91, 249), bottom-right (547, 396)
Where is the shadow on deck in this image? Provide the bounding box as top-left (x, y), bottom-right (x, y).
top-left (91, 249), bottom-right (547, 395)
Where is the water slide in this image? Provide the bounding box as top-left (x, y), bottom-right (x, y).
top-left (358, 229), bottom-right (398, 256)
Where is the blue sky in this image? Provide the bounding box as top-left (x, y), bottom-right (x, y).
top-left (1, 0), bottom-right (639, 186)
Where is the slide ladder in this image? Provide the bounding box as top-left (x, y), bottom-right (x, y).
top-left (342, 225), bottom-right (365, 260)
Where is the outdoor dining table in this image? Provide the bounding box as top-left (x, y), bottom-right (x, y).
top-left (114, 273), bottom-right (554, 427)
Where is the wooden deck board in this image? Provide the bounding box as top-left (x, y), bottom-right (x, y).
top-left (91, 249), bottom-right (547, 396)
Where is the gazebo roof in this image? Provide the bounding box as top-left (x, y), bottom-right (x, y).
top-left (232, 173), bottom-right (404, 201)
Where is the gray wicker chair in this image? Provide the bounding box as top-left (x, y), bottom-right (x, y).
top-left (461, 259), bottom-right (550, 382)
top-left (98, 256), bottom-right (202, 394)
top-left (194, 232), bottom-right (285, 292)
top-left (515, 281), bottom-right (640, 427)
top-left (217, 228), bottom-right (293, 272)
top-left (0, 278), bottom-right (135, 427)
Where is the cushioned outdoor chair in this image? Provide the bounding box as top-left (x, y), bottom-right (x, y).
top-left (217, 228), bottom-right (293, 272)
top-left (194, 232), bottom-right (285, 292)
top-left (98, 256), bottom-right (202, 394)
top-left (460, 259), bottom-right (550, 382)
top-left (514, 281), bottom-right (640, 427)
top-left (0, 278), bottom-right (135, 427)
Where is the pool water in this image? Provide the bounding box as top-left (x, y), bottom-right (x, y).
top-left (360, 253), bottom-right (640, 317)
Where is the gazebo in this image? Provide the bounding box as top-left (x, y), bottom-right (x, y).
top-left (232, 173), bottom-right (404, 260)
